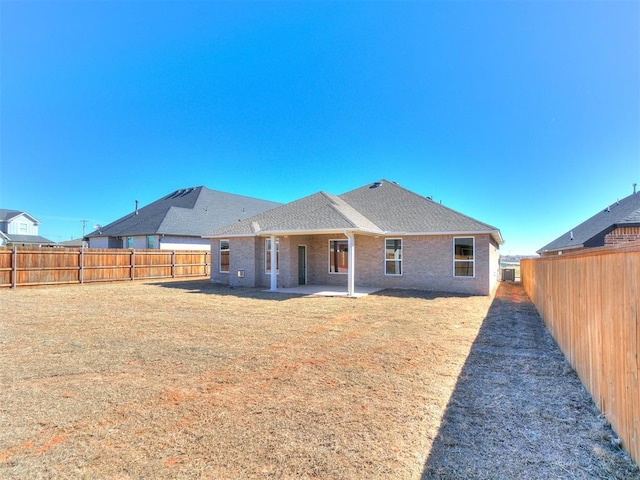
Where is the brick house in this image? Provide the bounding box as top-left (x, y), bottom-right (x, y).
top-left (205, 180), bottom-right (503, 296)
top-left (538, 187), bottom-right (640, 256)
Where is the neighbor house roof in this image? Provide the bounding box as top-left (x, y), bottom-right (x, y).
top-left (205, 180), bottom-right (503, 244)
top-left (86, 186), bottom-right (281, 238)
top-left (57, 238), bottom-right (85, 247)
top-left (2, 234), bottom-right (56, 245)
top-left (537, 191), bottom-right (640, 254)
top-left (0, 209), bottom-right (39, 224)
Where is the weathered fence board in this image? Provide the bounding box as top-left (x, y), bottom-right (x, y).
top-left (521, 242), bottom-right (640, 465)
top-left (0, 247), bottom-right (210, 288)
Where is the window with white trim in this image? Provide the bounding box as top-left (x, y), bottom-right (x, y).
top-left (265, 238), bottom-right (279, 274)
top-left (328, 239), bottom-right (348, 273)
top-left (454, 237), bottom-right (475, 277)
top-left (385, 238), bottom-right (402, 275)
top-left (219, 240), bottom-right (230, 273)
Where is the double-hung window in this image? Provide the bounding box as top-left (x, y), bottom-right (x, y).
top-left (385, 238), bottom-right (402, 275)
top-left (265, 238), bottom-right (279, 274)
top-left (219, 240), bottom-right (230, 273)
top-left (328, 240), bottom-right (348, 273)
top-left (146, 236), bottom-right (154, 249)
top-left (454, 237), bottom-right (475, 277)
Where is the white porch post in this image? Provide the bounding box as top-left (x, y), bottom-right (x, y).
top-left (269, 235), bottom-right (277, 291)
top-left (346, 232), bottom-right (355, 297)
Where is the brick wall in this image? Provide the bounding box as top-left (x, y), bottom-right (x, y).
top-left (604, 227), bottom-right (640, 245)
top-left (211, 233), bottom-right (498, 295)
top-left (209, 237), bottom-right (257, 287)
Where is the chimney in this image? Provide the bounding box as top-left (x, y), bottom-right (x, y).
top-left (135, 200), bottom-right (139, 215)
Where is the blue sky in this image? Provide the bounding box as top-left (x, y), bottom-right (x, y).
top-left (1, 1), bottom-right (638, 254)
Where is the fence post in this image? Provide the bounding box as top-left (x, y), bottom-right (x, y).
top-left (80, 244), bottom-right (85, 284)
top-left (171, 251), bottom-right (176, 278)
top-left (11, 245), bottom-right (17, 289)
top-left (131, 249), bottom-right (135, 280)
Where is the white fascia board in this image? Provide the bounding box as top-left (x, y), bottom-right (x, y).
top-left (202, 233), bottom-right (257, 239)
top-left (257, 227), bottom-right (384, 237)
top-left (205, 227), bottom-right (384, 238)
top-left (384, 230), bottom-right (504, 244)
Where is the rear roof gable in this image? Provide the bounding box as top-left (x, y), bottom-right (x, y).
top-left (340, 180), bottom-right (503, 241)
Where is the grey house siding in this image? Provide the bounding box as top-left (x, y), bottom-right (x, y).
top-left (211, 233), bottom-right (495, 295)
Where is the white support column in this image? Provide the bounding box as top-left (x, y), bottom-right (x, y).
top-left (346, 232), bottom-right (355, 297)
top-left (270, 235), bottom-right (278, 291)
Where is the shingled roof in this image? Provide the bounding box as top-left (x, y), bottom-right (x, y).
top-left (538, 191), bottom-right (640, 254)
top-left (86, 186), bottom-right (281, 238)
top-left (0, 209), bottom-right (38, 224)
top-left (206, 180), bottom-right (503, 244)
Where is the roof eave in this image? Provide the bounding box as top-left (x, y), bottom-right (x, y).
top-left (383, 229), bottom-right (504, 244)
top-left (536, 244), bottom-right (585, 255)
top-left (204, 227), bottom-right (385, 239)
top-left (206, 228), bottom-right (502, 241)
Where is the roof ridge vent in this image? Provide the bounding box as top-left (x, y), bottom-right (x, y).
top-left (370, 181), bottom-right (383, 189)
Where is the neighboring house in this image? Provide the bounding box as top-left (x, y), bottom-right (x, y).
top-left (538, 188), bottom-right (640, 256)
top-left (205, 180), bottom-right (503, 296)
top-left (0, 209), bottom-right (55, 247)
top-left (57, 238), bottom-right (85, 248)
top-left (85, 186), bottom-right (281, 250)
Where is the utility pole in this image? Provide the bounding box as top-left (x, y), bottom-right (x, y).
top-left (81, 219), bottom-right (88, 246)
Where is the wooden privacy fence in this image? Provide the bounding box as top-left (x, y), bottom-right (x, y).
top-left (0, 247), bottom-right (211, 288)
top-left (521, 242), bottom-right (640, 465)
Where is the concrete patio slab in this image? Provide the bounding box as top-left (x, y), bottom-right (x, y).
top-left (266, 285), bottom-right (383, 298)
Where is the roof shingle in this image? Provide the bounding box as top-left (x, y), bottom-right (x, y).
top-left (206, 180), bottom-right (503, 244)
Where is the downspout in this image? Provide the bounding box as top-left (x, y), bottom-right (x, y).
top-left (269, 235), bottom-right (277, 291)
top-left (345, 231), bottom-right (355, 297)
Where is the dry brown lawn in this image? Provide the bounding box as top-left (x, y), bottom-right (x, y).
top-left (0, 280), bottom-right (491, 479)
top-left (1, 280), bottom-right (637, 479)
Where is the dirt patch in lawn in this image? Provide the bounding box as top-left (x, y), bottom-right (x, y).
top-left (0, 280), bottom-right (637, 479)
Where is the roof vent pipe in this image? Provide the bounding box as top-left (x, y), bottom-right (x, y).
top-left (135, 200), bottom-right (139, 215)
top-left (634, 183), bottom-right (637, 195)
